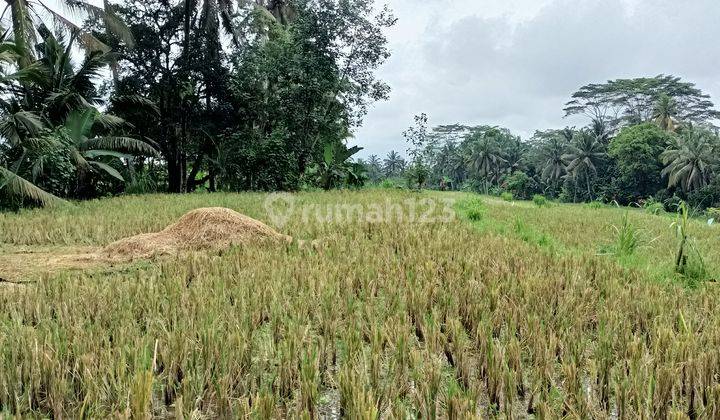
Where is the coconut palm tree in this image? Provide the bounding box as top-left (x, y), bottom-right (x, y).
top-left (563, 131), bottom-right (606, 200)
top-left (661, 127), bottom-right (718, 192)
top-left (383, 150), bottom-right (405, 177)
top-left (0, 29), bottom-right (156, 205)
top-left (653, 94), bottom-right (679, 132)
top-left (539, 136), bottom-right (568, 188)
top-left (466, 132), bottom-right (506, 184)
top-left (3, 0), bottom-right (133, 67)
top-left (366, 154), bottom-right (382, 182)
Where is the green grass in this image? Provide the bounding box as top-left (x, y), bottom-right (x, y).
top-left (1, 190), bottom-right (720, 417)
top-left (460, 195), bottom-right (719, 283)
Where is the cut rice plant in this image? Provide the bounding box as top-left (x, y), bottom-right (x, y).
top-left (1, 190), bottom-right (720, 417)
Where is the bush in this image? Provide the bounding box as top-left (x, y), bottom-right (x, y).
top-left (532, 194), bottom-right (548, 207)
top-left (586, 201), bottom-right (605, 209)
top-left (642, 197), bottom-right (665, 215)
top-left (380, 179), bottom-right (396, 189)
top-left (503, 171), bottom-right (539, 200)
top-left (688, 178), bottom-right (720, 210)
top-left (707, 208), bottom-right (720, 221)
top-left (462, 197), bottom-right (485, 221)
top-left (612, 212), bottom-right (642, 256)
top-left (501, 192), bottom-right (514, 202)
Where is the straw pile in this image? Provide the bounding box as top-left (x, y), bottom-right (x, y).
top-left (104, 207), bottom-right (292, 259)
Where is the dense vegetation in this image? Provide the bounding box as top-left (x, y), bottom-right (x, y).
top-left (362, 75), bottom-right (720, 213)
top-left (0, 0), bottom-right (394, 208)
top-left (2, 2), bottom-right (719, 215)
top-left (1, 190), bottom-right (719, 417)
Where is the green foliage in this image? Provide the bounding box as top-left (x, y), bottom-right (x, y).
top-left (661, 127), bottom-right (719, 193)
top-left (533, 194), bottom-right (548, 207)
top-left (671, 201), bottom-right (708, 283)
top-left (503, 171), bottom-right (536, 200)
top-left (564, 75), bottom-right (720, 130)
top-left (610, 212), bottom-right (643, 257)
top-left (380, 179), bottom-right (396, 189)
top-left (609, 123), bottom-right (673, 203)
top-left (643, 201), bottom-right (665, 216)
top-left (0, 29), bottom-right (154, 206)
top-left (460, 197), bottom-right (485, 221)
top-left (586, 200), bottom-right (605, 209)
top-left (501, 192), bottom-right (514, 202)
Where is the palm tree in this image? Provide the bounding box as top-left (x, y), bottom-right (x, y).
top-left (62, 108), bottom-right (156, 180)
top-left (383, 150), bottom-right (405, 177)
top-left (466, 132), bottom-right (506, 189)
top-left (3, 0), bottom-right (133, 67)
top-left (653, 94), bottom-right (679, 132)
top-left (661, 127), bottom-right (718, 192)
top-left (366, 154), bottom-right (382, 182)
top-left (539, 136), bottom-right (568, 189)
top-left (562, 131), bottom-right (606, 200)
top-left (0, 29), bottom-right (156, 205)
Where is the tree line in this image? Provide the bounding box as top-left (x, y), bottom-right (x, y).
top-left (361, 75), bottom-right (720, 210)
top-left (0, 0), bottom-right (394, 209)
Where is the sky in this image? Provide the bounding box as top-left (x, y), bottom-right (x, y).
top-left (354, 0), bottom-right (720, 158)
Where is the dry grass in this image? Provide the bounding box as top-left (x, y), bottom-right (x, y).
top-left (104, 207), bottom-right (292, 260)
top-left (1, 190), bottom-right (719, 417)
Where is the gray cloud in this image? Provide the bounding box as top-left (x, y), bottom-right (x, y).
top-left (355, 0), bottom-right (720, 158)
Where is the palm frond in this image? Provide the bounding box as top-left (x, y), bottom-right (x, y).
top-left (0, 165), bottom-right (63, 206)
top-left (93, 113), bottom-right (126, 130)
top-left (111, 95), bottom-right (160, 116)
top-left (88, 160), bottom-right (124, 181)
top-left (83, 136), bottom-right (158, 156)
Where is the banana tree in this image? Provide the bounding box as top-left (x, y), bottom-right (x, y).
top-left (308, 142), bottom-right (364, 190)
top-left (52, 108), bottom-right (157, 193)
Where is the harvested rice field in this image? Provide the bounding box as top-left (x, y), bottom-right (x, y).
top-left (1, 190), bottom-right (720, 418)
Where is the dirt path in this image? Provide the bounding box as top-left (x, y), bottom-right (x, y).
top-left (0, 245), bottom-right (105, 282)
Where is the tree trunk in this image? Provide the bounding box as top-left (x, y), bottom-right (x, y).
top-left (586, 171), bottom-right (593, 201)
top-left (208, 167), bottom-right (217, 192)
top-left (167, 158), bottom-right (182, 193)
top-left (9, 0), bottom-right (31, 68)
top-left (186, 151), bottom-right (205, 192)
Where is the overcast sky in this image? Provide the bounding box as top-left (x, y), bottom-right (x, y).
top-left (354, 0), bottom-right (720, 158)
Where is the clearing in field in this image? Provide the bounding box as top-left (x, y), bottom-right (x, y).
top-left (1, 190), bottom-right (720, 418)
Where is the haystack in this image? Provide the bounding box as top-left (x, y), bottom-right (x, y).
top-left (104, 207), bottom-right (291, 259)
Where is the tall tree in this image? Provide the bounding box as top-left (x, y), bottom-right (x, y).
top-left (661, 127), bottom-right (718, 193)
top-left (383, 150), bottom-right (405, 177)
top-left (652, 94), bottom-right (679, 132)
top-left (4, 0), bottom-right (133, 67)
top-left (564, 75), bottom-right (720, 132)
top-left (609, 123), bottom-right (672, 203)
top-left (563, 131), bottom-right (606, 200)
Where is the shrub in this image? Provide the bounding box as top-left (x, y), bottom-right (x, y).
top-left (708, 208), bottom-right (720, 220)
top-left (380, 179), bottom-right (395, 189)
top-left (501, 192), bottom-right (514, 202)
top-left (503, 171), bottom-right (539, 200)
top-left (586, 201), bottom-right (604, 209)
top-left (642, 198), bottom-right (665, 215)
top-left (611, 212), bottom-right (642, 256)
top-left (462, 197), bottom-right (485, 221)
top-left (532, 194), bottom-right (548, 207)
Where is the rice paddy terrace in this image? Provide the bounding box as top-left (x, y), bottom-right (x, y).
top-left (1, 190), bottom-right (719, 418)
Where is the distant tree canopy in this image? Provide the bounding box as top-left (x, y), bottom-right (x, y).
top-left (564, 75), bottom-right (720, 132)
top-left (360, 74), bottom-right (720, 210)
